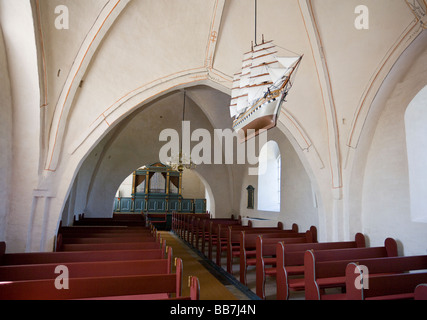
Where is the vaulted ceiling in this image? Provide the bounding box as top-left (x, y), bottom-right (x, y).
top-left (33, 1), bottom-right (424, 190)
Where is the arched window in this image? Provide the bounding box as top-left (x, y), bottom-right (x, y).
top-left (257, 141), bottom-right (281, 212)
top-left (405, 85), bottom-right (427, 223)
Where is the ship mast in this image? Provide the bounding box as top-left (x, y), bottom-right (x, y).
top-left (254, 0), bottom-right (257, 46)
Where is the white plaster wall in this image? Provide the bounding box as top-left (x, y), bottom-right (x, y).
top-left (116, 174), bottom-right (133, 198)
top-left (66, 88), bottom-right (237, 220)
top-left (0, 26), bottom-right (12, 242)
top-left (405, 85), bottom-right (427, 223)
top-left (181, 170), bottom-right (205, 199)
top-left (37, 0), bottom-right (110, 126)
top-left (0, 0), bottom-right (41, 252)
top-left (361, 43), bottom-right (427, 256)
top-left (239, 127), bottom-right (319, 233)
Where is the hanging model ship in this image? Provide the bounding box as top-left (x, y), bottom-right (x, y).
top-left (229, 37), bottom-right (303, 141)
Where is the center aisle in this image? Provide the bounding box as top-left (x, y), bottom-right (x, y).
top-left (159, 231), bottom-right (254, 300)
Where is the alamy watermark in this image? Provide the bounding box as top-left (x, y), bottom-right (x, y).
top-left (54, 5), bottom-right (69, 30)
top-left (53, 4), bottom-right (369, 31)
top-left (355, 5), bottom-right (369, 30)
top-left (54, 265), bottom-right (69, 290)
top-left (354, 265), bottom-right (370, 290)
top-left (159, 121), bottom-right (267, 176)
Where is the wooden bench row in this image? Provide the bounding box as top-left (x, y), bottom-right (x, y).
top-left (271, 236), bottom-right (427, 300)
top-left (172, 214), bottom-right (323, 299)
top-left (171, 214), bottom-right (427, 301)
top-left (0, 222), bottom-right (200, 300)
top-left (345, 257), bottom-right (427, 300)
top-left (0, 252), bottom-right (198, 300)
top-left (233, 225), bottom-right (315, 276)
top-left (56, 225), bottom-right (164, 252)
top-left (249, 231), bottom-right (360, 299)
top-left (73, 213), bottom-right (146, 227)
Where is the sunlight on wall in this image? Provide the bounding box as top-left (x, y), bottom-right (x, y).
top-left (257, 141), bottom-right (281, 212)
top-left (405, 85), bottom-right (427, 223)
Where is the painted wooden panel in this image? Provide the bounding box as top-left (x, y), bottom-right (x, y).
top-left (134, 198), bottom-right (145, 212)
top-left (114, 196), bottom-right (205, 213)
top-left (120, 198), bottom-right (132, 212)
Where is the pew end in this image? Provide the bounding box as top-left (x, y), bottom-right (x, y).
top-left (346, 263), bottom-right (427, 300)
top-left (415, 284), bottom-right (427, 300)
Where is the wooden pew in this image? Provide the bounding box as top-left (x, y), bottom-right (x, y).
top-left (254, 230), bottom-right (316, 299)
top-left (60, 231), bottom-right (153, 239)
top-left (56, 229), bottom-right (162, 251)
top-left (195, 217), bottom-right (229, 256)
top-left (0, 247), bottom-right (174, 281)
top-left (239, 231), bottom-right (308, 285)
top-left (59, 241), bottom-right (163, 252)
top-left (304, 238), bottom-right (398, 300)
top-left (346, 257), bottom-right (427, 300)
top-left (74, 217), bottom-right (146, 227)
top-left (215, 222), bottom-right (287, 267)
top-left (191, 216), bottom-right (212, 249)
top-left (233, 224), bottom-right (309, 278)
top-left (0, 258), bottom-right (195, 300)
top-left (112, 213), bottom-right (146, 221)
top-left (1, 242), bottom-right (168, 266)
top-left (146, 213), bottom-right (167, 230)
top-left (175, 213), bottom-right (211, 242)
top-left (60, 234), bottom-right (157, 245)
top-left (275, 233), bottom-right (367, 300)
top-left (1, 249), bottom-right (168, 265)
top-left (207, 219), bottom-right (242, 261)
top-left (59, 227), bottom-right (153, 237)
top-left (415, 284), bottom-right (427, 300)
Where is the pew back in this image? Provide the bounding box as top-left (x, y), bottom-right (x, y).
top-left (0, 258), bottom-right (185, 300)
top-left (304, 238), bottom-right (398, 300)
top-left (346, 262), bottom-right (427, 300)
top-left (1, 248), bottom-right (165, 266)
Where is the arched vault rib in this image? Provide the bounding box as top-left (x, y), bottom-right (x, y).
top-left (347, 10), bottom-right (424, 150)
top-left (298, 0), bottom-right (342, 198)
top-left (45, 0), bottom-right (132, 172)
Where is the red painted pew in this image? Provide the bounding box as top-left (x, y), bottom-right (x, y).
top-left (74, 213), bottom-right (147, 227)
top-left (239, 233), bottom-right (307, 285)
top-left (207, 219), bottom-right (242, 261)
top-left (415, 284), bottom-right (427, 300)
top-left (1, 241), bottom-right (168, 266)
top-left (1, 249), bottom-right (167, 266)
top-left (227, 223), bottom-right (298, 273)
top-left (60, 234), bottom-right (157, 245)
top-left (59, 241), bottom-right (163, 252)
top-left (0, 248), bottom-right (174, 281)
top-left (59, 228), bottom-right (153, 237)
top-left (254, 230), bottom-right (316, 299)
top-left (275, 233), bottom-right (366, 299)
top-left (346, 257), bottom-right (427, 300)
top-left (197, 217), bottom-right (240, 256)
top-left (178, 213), bottom-right (211, 242)
top-left (187, 214), bottom-right (211, 245)
top-left (304, 238), bottom-right (398, 300)
top-left (56, 226), bottom-right (164, 252)
top-left (214, 222), bottom-right (287, 267)
top-left (0, 258), bottom-right (196, 300)
top-left (192, 216), bottom-right (214, 249)
top-left (238, 227), bottom-right (313, 284)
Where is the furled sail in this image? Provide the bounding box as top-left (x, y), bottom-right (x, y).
top-left (229, 39), bottom-right (302, 135)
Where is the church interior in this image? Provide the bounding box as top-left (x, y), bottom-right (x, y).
top-left (1, 0), bottom-right (427, 302)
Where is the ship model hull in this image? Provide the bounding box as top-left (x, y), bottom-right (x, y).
top-left (233, 93), bottom-right (283, 141)
top-left (229, 40), bottom-right (302, 142)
